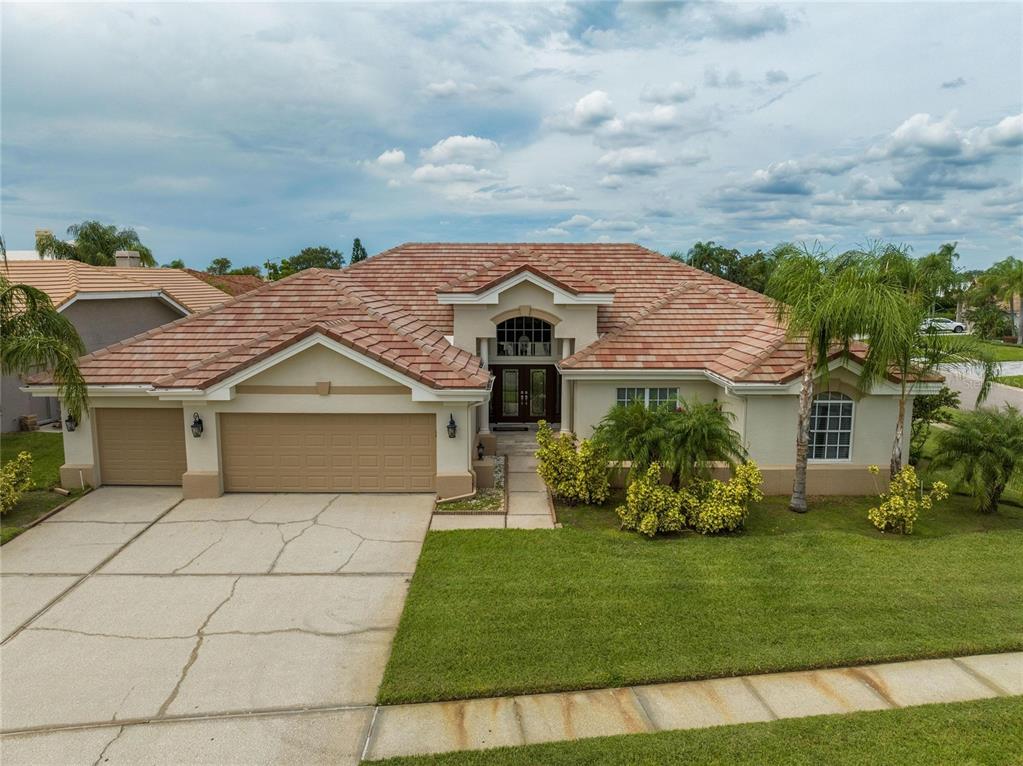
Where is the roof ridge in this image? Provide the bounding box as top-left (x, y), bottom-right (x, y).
top-left (435, 248), bottom-right (523, 292)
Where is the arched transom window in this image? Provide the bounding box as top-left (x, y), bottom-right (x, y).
top-left (809, 392), bottom-right (853, 461)
top-left (496, 317), bottom-right (552, 357)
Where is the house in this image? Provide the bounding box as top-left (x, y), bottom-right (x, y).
top-left (27, 243), bottom-right (936, 498)
top-left (184, 268), bottom-right (264, 296)
top-left (3, 256), bottom-right (229, 431)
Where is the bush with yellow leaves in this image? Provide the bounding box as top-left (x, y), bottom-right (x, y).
top-left (687, 461), bottom-right (764, 535)
top-left (535, 421), bottom-right (611, 505)
top-left (0, 451), bottom-right (34, 515)
top-left (616, 462), bottom-right (685, 537)
top-left (867, 465), bottom-right (948, 534)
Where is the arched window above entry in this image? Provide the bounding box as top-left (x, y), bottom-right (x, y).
top-left (496, 316), bottom-right (552, 357)
top-left (809, 392), bottom-right (854, 461)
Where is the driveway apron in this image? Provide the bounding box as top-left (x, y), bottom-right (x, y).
top-left (0, 487), bottom-right (434, 765)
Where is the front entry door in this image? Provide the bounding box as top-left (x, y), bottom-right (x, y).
top-left (493, 365), bottom-right (559, 423)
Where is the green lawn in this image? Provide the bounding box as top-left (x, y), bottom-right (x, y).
top-left (995, 375), bottom-right (1023, 389)
top-left (368, 697), bottom-right (1023, 766)
top-left (979, 339), bottom-right (1023, 362)
top-left (1, 431), bottom-right (74, 544)
top-left (378, 493), bottom-right (1023, 704)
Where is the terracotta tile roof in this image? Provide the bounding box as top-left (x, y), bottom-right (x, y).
top-left (184, 269), bottom-right (265, 296)
top-left (33, 269), bottom-right (488, 391)
top-left (27, 242), bottom-right (899, 392)
top-left (2, 260), bottom-right (228, 313)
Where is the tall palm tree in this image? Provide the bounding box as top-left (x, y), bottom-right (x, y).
top-left (931, 406), bottom-right (1023, 514)
top-left (1, 236), bottom-right (89, 420)
top-left (36, 221), bottom-right (156, 267)
top-left (859, 249), bottom-right (996, 475)
top-left (766, 244), bottom-right (906, 513)
top-left (979, 257), bottom-right (1023, 344)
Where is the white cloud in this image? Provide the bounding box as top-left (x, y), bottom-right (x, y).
top-left (376, 148), bottom-right (406, 166)
top-left (599, 174), bottom-right (624, 189)
top-left (557, 214), bottom-right (594, 228)
top-left (589, 218), bottom-right (639, 231)
top-left (639, 82), bottom-right (695, 104)
top-left (411, 163), bottom-right (499, 183)
top-left (532, 226), bottom-right (569, 237)
top-left (597, 147), bottom-right (667, 175)
top-left (421, 135), bottom-right (500, 164)
top-left (424, 79), bottom-right (459, 97)
top-left (547, 90), bottom-right (616, 132)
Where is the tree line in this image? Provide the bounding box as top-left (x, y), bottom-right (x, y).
top-left (34, 220), bottom-right (369, 281)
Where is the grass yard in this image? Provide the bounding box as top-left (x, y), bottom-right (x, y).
top-left (978, 339), bottom-right (1023, 362)
top-left (378, 492), bottom-right (1023, 704)
top-left (368, 697), bottom-right (1023, 766)
top-left (1, 430), bottom-right (76, 544)
top-left (995, 375), bottom-right (1023, 389)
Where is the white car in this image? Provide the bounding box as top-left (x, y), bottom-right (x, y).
top-left (920, 317), bottom-right (966, 334)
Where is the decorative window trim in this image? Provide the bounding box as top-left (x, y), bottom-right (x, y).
top-left (808, 392), bottom-right (854, 462)
top-left (615, 387), bottom-right (679, 409)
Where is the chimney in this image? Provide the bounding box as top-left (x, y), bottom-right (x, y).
top-left (114, 250), bottom-right (142, 268)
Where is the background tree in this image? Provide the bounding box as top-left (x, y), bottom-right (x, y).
top-left (976, 257), bottom-right (1023, 344)
top-left (909, 386), bottom-right (960, 460)
top-left (671, 241), bottom-right (782, 293)
top-left (163, 259), bottom-right (185, 269)
top-left (207, 257), bottom-right (233, 275)
top-left (932, 406), bottom-right (1023, 514)
top-left (350, 238), bottom-right (369, 264)
top-left (1, 236), bottom-right (89, 420)
top-left (264, 245), bottom-right (345, 281)
top-left (36, 221), bottom-right (155, 267)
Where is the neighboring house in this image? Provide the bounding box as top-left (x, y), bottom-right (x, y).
top-left (185, 269), bottom-right (264, 296)
top-left (28, 243), bottom-right (938, 498)
top-left (3, 258), bottom-right (229, 432)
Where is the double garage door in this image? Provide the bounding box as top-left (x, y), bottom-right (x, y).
top-left (221, 413), bottom-right (436, 493)
top-left (95, 408), bottom-right (436, 493)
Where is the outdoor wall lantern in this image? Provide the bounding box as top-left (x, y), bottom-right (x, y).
top-left (447, 414), bottom-right (457, 439)
top-left (476, 442), bottom-right (485, 460)
top-left (191, 412), bottom-right (204, 438)
top-left (64, 413), bottom-right (77, 432)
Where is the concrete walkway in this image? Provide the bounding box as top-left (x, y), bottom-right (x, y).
top-left (430, 432), bottom-right (556, 530)
top-left (362, 651), bottom-right (1023, 760)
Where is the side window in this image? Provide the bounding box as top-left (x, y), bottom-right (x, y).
top-left (808, 392), bottom-right (854, 460)
top-left (615, 387), bottom-right (678, 408)
top-left (616, 387), bottom-right (645, 407)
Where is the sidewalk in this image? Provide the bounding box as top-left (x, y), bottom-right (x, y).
top-left (362, 651), bottom-right (1022, 760)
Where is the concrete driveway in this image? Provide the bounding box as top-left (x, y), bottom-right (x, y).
top-left (0, 487), bottom-right (434, 765)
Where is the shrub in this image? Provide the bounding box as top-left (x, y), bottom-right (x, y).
top-left (0, 451), bottom-right (34, 515)
top-left (688, 461), bottom-right (764, 535)
top-left (536, 421), bottom-right (611, 505)
top-left (867, 465), bottom-right (948, 534)
top-left (616, 462), bottom-right (686, 537)
top-left (536, 420), bottom-right (580, 501)
top-left (573, 438), bottom-right (611, 505)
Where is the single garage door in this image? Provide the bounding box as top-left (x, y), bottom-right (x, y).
top-left (96, 408), bottom-right (186, 485)
top-left (220, 413), bottom-right (436, 493)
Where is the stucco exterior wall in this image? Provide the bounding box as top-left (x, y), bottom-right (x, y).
top-left (62, 297), bottom-right (185, 353)
top-left (3, 297), bottom-right (186, 432)
top-left (59, 345), bottom-right (477, 498)
top-left (572, 378), bottom-right (725, 438)
top-left (451, 282), bottom-right (599, 353)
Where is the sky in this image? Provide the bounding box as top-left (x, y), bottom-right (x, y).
top-left (2, 1), bottom-right (1021, 271)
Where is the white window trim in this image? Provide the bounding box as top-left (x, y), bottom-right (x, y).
top-left (807, 393), bottom-right (855, 463)
top-left (615, 386), bottom-right (679, 409)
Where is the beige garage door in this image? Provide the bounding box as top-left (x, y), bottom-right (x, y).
top-left (96, 408), bottom-right (186, 486)
top-left (220, 413), bottom-right (436, 493)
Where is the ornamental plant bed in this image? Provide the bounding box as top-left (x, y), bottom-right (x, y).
top-left (435, 457), bottom-right (506, 514)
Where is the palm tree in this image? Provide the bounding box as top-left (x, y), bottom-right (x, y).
top-left (592, 398), bottom-right (744, 488)
top-left (1, 236), bottom-right (89, 420)
top-left (859, 249), bottom-right (996, 476)
top-left (978, 257), bottom-right (1023, 344)
top-left (660, 399), bottom-right (745, 486)
top-left (931, 406), bottom-right (1023, 513)
top-left (765, 244), bottom-right (901, 512)
top-left (36, 221), bottom-right (155, 267)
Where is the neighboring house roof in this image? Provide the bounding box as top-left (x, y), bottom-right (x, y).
top-left (185, 269), bottom-right (264, 296)
top-left (2, 260), bottom-right (229, 313)
top-left (27, 243), bottom-right (891, 393)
